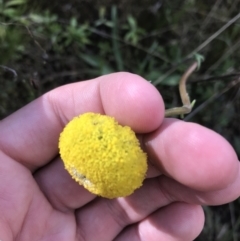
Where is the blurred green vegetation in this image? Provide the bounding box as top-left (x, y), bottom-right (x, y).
top-left (1, 0), bottom-right (240, 240)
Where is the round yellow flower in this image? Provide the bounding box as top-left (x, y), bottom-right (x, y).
top-left (59, 112), bottom-right (147, 199)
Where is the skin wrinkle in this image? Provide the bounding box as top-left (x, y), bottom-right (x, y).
top-left (79, 80), bottom-right (105, 115)
top-left (50, 183), bottom-right (81, 214)
top-left (41, 212), bottom-right (74, 241)
top-left (105, 199), bottom-right (130, 229)
top-left (118, 76), bottom-right (139, 113)
top-left (114, 203), bottom-right (204, 241)
top-left (35, 161), bottom-right (67, 213)
top-left (20, 182), bottom-right (56, 239)
top-left (46, 85), bottom-right (81, 128)
top-left (139, 134), bottom-right (162, 178)
top-left (95, 80), bottom-right (105, 115)
top-left (114, 223), bottom-right (142, 241)
top-left (75, 215), bottom-right (87, 241)
top-left (99, 74), bottom-right (123, 118)
top-left (144, 134), bottom-right (167, 179)
top-left (34, 158), bottom-right (97, 212)
top-left (75, 196), bottom-right (112, 241)
top-left (0, 152), bottom-right (33, 238)
top-left (0, 123), bottom-right (31, 166)
top-left (15, 197), bottom-right (34, 241)
top-left (115, 224), bottom-right (141, 241)
top-left (71, 79), bottom-right (104, 116)
top-left (75, 200), bottom-right (100, 241)
top-left (75, 199), bottom-right (124, 241)
top-left (16, 193), bottom-right (56, 241)
top-left (156, 176), bottom-right (177, 204)
top-left (116, 178), bottom-right (172, 221)
top-left (47, 91), bottom-right (70, 128)
top-left (46, 80), bottom-right (104, 130)
top-left (0, 215), bottom-right (14, 241)
top-left (0, 125), bottom-right (15, 160)
top-left (161, 177), bottom-right (193, 206)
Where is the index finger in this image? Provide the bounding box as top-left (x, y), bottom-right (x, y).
top-left (0, 72), bottom-right (164, 171)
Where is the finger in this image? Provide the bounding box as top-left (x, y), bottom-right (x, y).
top-left (75, 177), bottom-right (172, 241)
top-left (158, 167), bottom-right (240, 206)
top-left (114, 203), bottom-right (204, 241)
top-left (144, 118), bottom-right (239, 191)
top-left (0, 72), bottom-right (164, 170)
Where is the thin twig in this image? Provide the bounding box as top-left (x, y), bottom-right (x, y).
top-left (229, 203), bottom-right (238, 241)
top-left (153, 59), bottom-right (190, 85)
top-left (25, 26), bottom-right (47, 55)
top-left (155, 12), bottom-right (240, 85)
top-left (184, 78), bottom-right (240, 121)
top-left (191, 73), bottom-right (240, 83)
top-left (89, 28), bottom-right (171, 63)
top-left (206, 39), bottom-right (240, 74)
top-left (186, 12), bottom-right (240, 59)
top-left (186, 9), bottom-right (229, 23)
top-left (0, 65), bottom-right (18, 79)
top-left (201, 0), bottom-right (222, 30)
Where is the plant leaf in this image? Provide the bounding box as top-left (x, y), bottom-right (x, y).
top-left (5, 0), bottom-right (26, 7)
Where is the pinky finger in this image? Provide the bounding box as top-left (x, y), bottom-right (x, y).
top-left (114, 202), bottom-right (204, 241)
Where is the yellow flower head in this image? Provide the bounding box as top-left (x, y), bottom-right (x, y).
top-left (59, 112), bottom-right (147, 199)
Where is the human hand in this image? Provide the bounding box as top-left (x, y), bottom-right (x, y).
top-left (0, 73), bottom-right (239, 241)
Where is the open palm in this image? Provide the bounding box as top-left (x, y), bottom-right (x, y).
top-left (0, 73), bottom-right (239, 241)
